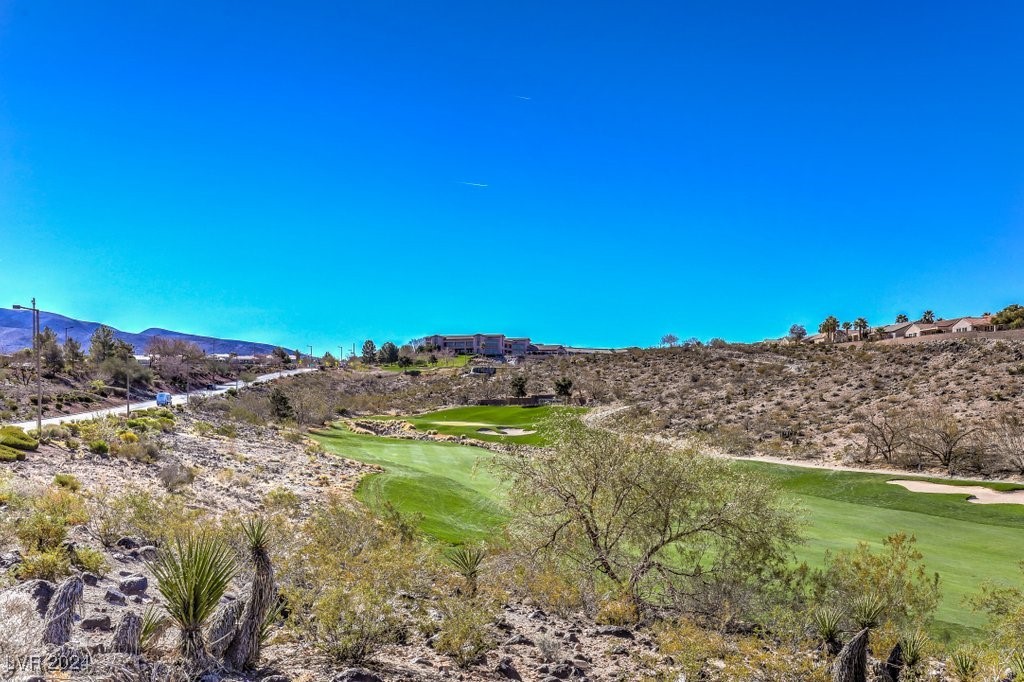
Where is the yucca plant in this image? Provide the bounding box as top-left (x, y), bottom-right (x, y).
top-left (948, 647), bottom-right (979, 682)
top-left (810, 604), bottom-right (844, 655)
top-left (899, 629), bottom-right (929, 669)
top-left (1008, 650), bottom-right (1024, 678)
top-left (850, 592), bottom-right (886, 630)
top-left (140, 605), bottom-right (169, 654)
top-left (445, 546), bottom-right (485, 597)
top-left (150, 534), bottom-right (237, 665)
top-left (226, 516), bottom-right (277, 670)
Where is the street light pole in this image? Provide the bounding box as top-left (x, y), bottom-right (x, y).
top-left (12, 299), bottom-right (42, 434)
top-left (309, 345), bottom-right (313, 368)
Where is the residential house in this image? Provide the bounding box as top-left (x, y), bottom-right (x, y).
top-left (952, 316), bottom-right (995, 333)
top-left (879, 322), bottom-right (914, 340)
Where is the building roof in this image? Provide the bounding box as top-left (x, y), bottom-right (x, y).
top-left (881, 322), bottom-right (913, 333)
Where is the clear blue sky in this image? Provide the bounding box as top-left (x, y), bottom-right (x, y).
top-left (1, 2), bottom-right (1022, 353)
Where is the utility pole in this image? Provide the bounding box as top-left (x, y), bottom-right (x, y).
top-left (64, 326), bottom-right (71, 346)
top-left (125, 352), bottom-right (131, 417)
top-left (13, 299), bottom-right (42, 434)
top-left (309, 345), bottom-right (313, 368)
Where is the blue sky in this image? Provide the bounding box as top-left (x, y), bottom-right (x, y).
top-left (1, 2), bottom-right (1022, 353)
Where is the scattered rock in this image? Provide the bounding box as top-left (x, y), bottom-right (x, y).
top-left (594, 625), bottom-right (634, 639)
top-left (17, 579), bottom-right (55, 616)
top-left (118, 575), bottom-right (148, 596)
top-left (104, 589), bottom-right (127, 606)
top-left (81, 613), bottom-right (113, 631)
top-left (111, 611), bottom-right (143, 654)
top-left (0, 549), bottom-right (23, 568)
top-left (116, 537), bottom-right (141, 550)
top-left (503, 634), bottom-right (534, 646)
top-left (332, 669), bottom-right (383, 682)
top-left (82, 572), bottom-right (99, 586)
top-left (138, 545), bottom-right (159, 561)
top-left (495, 657), bottom-right (523, 680)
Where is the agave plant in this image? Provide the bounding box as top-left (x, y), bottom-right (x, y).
top-left (810, 604), bottom-right (844, 655)
top-left (445, 545), bottom-right (486, 596)
top-left (226, 516), bottom-right (277, 670)
top-left (150, 534), bottom-right (237, 665)
top-left (948, 647), bottom-right (979, 682)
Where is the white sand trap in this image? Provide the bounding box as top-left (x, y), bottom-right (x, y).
top-left (888, 480), bottom-right (1024, 505)
top-left (433, 420), bottom-right (493, 427)
top-left (475, 427), bottom-right (536, 436)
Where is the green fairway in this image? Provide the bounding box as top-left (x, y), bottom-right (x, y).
top-left (398, 404), bottom-right (584, 445)
top-left (316, 406), bottom-right (1024, 637)
top-left (734, 462), bottom-right (1024, 637)
top-left (313, 426), bottom-right (508, 543)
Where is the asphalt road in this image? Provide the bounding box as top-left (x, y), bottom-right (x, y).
top-left (9, 367), bottom-right (316, 430)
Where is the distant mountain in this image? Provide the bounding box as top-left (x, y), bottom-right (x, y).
top-left (0, 309), bottom-right (282, 356)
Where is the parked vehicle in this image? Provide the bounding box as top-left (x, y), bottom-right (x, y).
top-left (156, 392), bottom-right (172, 407)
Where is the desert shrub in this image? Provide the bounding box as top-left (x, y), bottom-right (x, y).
top-left (110, 439), bottom-right (159, 462)
top-left (513, 559), bottom-right (585, 617)
top-left (432, 596), bottom-right (497, 668)
top-left (72, 545), bottom-right (109, 576)
top-left (215, 423), bottom-right (238, 438)
top-left (809, 532), bottom-right (939, 631)
top-left (90, 487), bottom-right (204, 547)
top-left (264, 487), bottom-right (301, 515)
top-left (595, 590), bottom-right (640, 625)
top-left (159, 462), bottom-right (196, 491)
top-left (193, 421), bottom-right (214, 436)
top-left (0, 425), bottom-right (38, 451)
top-left (88, 440), bottom-right (109, 455)
top-left (968, 564), bottom-right (1024, 652)
top-left (118, 430), bottom-right (139, 444)
top-left (17, 548), bottom-right (71, 581)
top-left (722, 636), bottom-right (829, 681)
top-left (306, 582), bottom-right (406, 663)
top-left (53, 474), bottom-right (82, 492)
top-left (0, 444), bottom-right (27, 462)
top-left (654, 619), bottom-right (728, 681)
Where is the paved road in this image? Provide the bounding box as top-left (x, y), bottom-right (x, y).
top-left (8, 368), bottom-right (316, 430)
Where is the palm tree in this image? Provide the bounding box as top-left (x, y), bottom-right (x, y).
top-left (151, 534), bottom-right (238, 666)
top-left (854, 317), bottom-right (870, 340)
top-left (895, 314), bottom-right (909, 324)
top-left (819, 316), bottom-right (840, 343)
top-left (921, 310), bottom-right (936, 323)
top-left (841, 321), bottom-right (853, 340)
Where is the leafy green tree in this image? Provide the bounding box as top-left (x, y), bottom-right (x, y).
top-left (88, 325), bottom-right (117, 364)
top-left (895, 314), bottom-right (909, 323)
top-left (660, 334), bottom-right (679, 348)
top-left (64, 337), bottom-right (85, 374)
top-left (361, 340), bottom-right (377, 364)
top-left (554, 377), bottom-right (573, 404)
top-left (510, 375), bottom-right (528, 398)
top-left (377, 342), bottom-right (399, 364)
top-left (991, 304), bottom-right (1024, 329)
top-left (36, 327), bottom-right (63, 374)
top-left (397, 356), bottom-right (413, 368)
top-left (788, 324), bottom-right (807, 342)
top-left (269, 388), bottom-right (292, 420)
top-left (321, 351), bottom-right (337, 368)
top-left (493, 414), bottom-right (801, 619)
top-left (921, 310), bottom-right (936, 323)
top-left (271, 346), bottom-right (290, 365)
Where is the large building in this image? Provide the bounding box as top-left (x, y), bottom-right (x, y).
top-left (425, 334), bottom-right (525, 357)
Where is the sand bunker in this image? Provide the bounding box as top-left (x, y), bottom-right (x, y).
top-left (887, 480), bottom-right (1024, 505)
top-left (476, 427), bottom-right (537, 436)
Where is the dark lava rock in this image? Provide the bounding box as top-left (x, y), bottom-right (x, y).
top-left (104, 589), bottom-right (127, 605)
top-left (503, 634), bottom-right (534, 646)
top-left (495, 657), bottom-right (522, 680)
top-left (594, 625), bottom-right (634, 639)
top-left (18, 579), bottom-right (55, 616)
top-left (80, 614), bottom-right (113, 631)
top-left (118, 575), bottom-right (148, 596)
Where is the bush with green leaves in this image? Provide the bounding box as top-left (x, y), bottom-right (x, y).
top-left (0, 426), bottom-right (38, 451)
top-left (809, 532), bottom-right (940, 631)
top-left (432, 596), bottom-right (498, 668)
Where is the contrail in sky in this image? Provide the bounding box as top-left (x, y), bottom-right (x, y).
top-left (459, 181), bottom-right (489, 187)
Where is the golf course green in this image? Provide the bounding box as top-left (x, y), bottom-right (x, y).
top-left (313, 406), bottom-right (1024, 638)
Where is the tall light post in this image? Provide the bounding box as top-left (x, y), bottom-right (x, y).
top-left (308, 345), bottom-right (313, 368)
top-left (12, 299), bottom-right (42, 434)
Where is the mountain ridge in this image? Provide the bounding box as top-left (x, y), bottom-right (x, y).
top-left (0, 309), bottom-right (281, 356)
